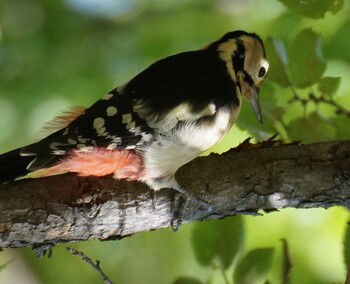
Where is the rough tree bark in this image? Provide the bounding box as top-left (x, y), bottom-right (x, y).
top-left (0, 140), bottom-right (349, 251)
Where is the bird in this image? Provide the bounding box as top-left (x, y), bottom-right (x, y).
top-left (0, 30), bottom-right (268, 206)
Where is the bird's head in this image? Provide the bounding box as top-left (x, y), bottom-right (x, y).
top-left (215, 31), bottom-right (269, 123)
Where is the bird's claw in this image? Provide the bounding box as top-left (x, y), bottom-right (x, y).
top-left (171, 191), bottom-right (212, 232)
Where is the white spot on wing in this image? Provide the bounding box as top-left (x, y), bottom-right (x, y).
top-left (106, 106), bottom-right (118, 116)
top-left (129, 126), bottom-right (141, 135)
top-left (93, 117), bottom-right (108, 136)
top-left (50, 142), bottom-right (66, 150)
top-left (78, 136), bottom-right (87, 143)
top-left (108, 136), bottom-right (122, 144)
top-left (126, 121), bottom-right (136, 130)
top-left (68, 138), bottom-right (77, 145)
top-left (53, 150), bottom-right (66, 155)
top-left (101, 93), bottom-right (113, 100)
top-left (93, 117), bottom-right (105, 129)
top-left (122, 113), bottom-right (132, 123)
top-left (139, 132), bottom-right (153, 144)
top-left (77, 146), bottom-right (94, 153)
top-left (106, 134), bottom-right (122, 144)
top-left (97, 127), bottom-right (107, 136)
top-left (126, 145), bottom-right (136, 150)
top-left (107, 143), bottom-right (118, 149)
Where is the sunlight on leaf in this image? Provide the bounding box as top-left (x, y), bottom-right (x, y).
top-left (278, 0), bottom-right (344, 19)
top-left (317, 76), bottom-right (341, 97)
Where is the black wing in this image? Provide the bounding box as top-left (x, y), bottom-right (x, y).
top-left (20, 88), bottom-right (154, 169)
top-left (19, 49), bottom-right (238, 170)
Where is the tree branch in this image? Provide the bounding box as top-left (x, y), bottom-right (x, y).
top-left (0, 140), bottom-right (349, 249)
top-left (66, 247), bottom-right (114, 284)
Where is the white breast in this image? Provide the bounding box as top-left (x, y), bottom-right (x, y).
top-left (142, 105), bottom-right (240, 182)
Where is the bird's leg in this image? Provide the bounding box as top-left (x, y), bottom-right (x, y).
top-left (170, 192), bottom-right (187, 231)
top-left (147, 175), bottom-right (212, 231)
top-left (169, 181), bottom-right (213, 231)
top-left (170, 186), bottom-right (213, 231)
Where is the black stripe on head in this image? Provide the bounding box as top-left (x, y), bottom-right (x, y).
top-left (207, 30), bottom-right (250, 52)
top-left (242, 70), bottom-right (254, 86)
top-left (220, 30), bottom-right (266, 59)
top-left (220, 30), bottom-right (251, 42)
top-left (232, 39), bottom-right (245, 73)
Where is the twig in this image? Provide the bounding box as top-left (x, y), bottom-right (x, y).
top-left (288, 87), bottom-right (350, 118)
top-left (217, 259), bottom-right (230, 284)
top-left (66, 247), bottom-right (114, 284)
top-left (281, 239), bottom-right (292, 284)
top-left (313, 94), bottom-right (350, 117)
top-left (345, 269), bottom-right (350, 284)
top-left (345, 266), bottom-right (350, 284)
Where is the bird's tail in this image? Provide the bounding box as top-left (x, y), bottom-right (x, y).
top-left (0, 147), bottom-right (32, 183)
top-left (0, 147), bottom-right (145, 183)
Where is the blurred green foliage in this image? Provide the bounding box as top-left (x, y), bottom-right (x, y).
top-left (277, 0), bottom-right (344, 19)
top-left (1, 0), bottom-right (350, 283)
top-left (191, 217), bottom-right (244, 269)
top-left (233, 247), bottom-right (274, 284)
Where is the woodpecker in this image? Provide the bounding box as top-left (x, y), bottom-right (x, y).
top-left (0, 31), bottom-right (268, 199)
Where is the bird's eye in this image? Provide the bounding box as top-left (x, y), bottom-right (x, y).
top-left (258, 66), bottom-right (266, 78)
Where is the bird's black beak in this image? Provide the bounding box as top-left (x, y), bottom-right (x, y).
top-left (248, 86), bottom-right (263, 124)
top-left (239, 73), bottom-right (263, 124)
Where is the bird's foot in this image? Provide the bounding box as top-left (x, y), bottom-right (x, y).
top-left (171, 189), bottom-right (212, 232)
top-left (145, 176), bottom-right (212, 231)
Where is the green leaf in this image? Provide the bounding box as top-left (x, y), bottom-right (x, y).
top-left (269, 12), bottom-right (303, 40)
top-left (265, 37), bottom-right (290, 87)
top-left (287, 112), bottom-right (336, 143)
top-left (325, 21), bottom-right (350, 62)
top-left (233, 248), bottom-right (274, 284)
top-left (344, 222), bottom-right (350, 269)
top-left (317, 76), bottom-right (341, 97)
top-left (173, 277), bottom-right (204, 284)
top-left (330, 115), bottom-right (350, 140)
top-left (191, 217), bottom-right (244, 269)
top-left (288, 29), bottom-right (326, 88)
top-left (277, 0), bottom-right (344, 19)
